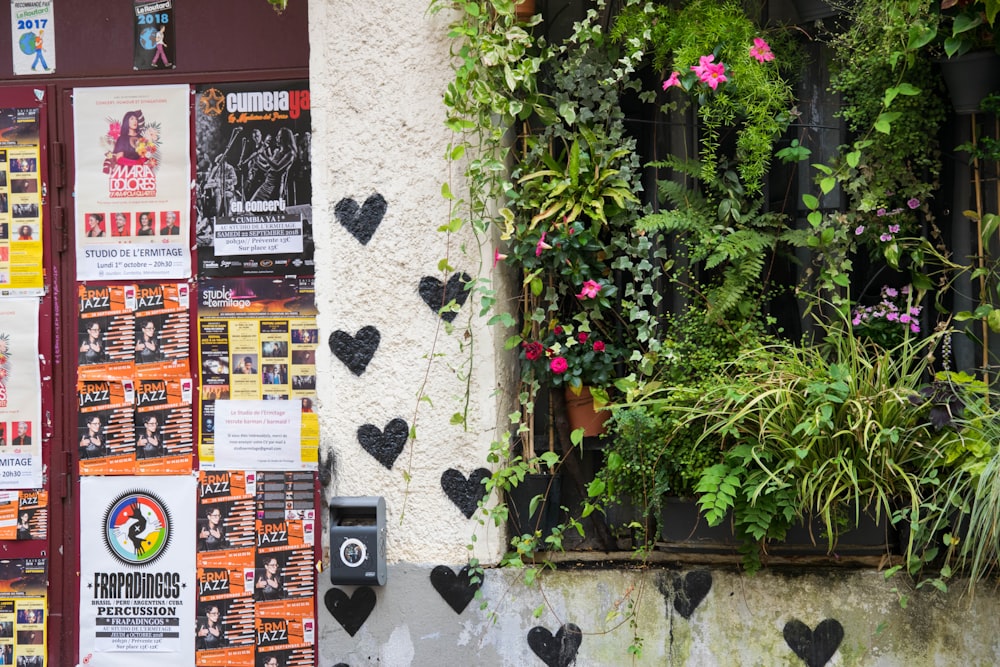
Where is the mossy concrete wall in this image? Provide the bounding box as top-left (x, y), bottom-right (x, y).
top-left (307, 1), bottom-right (1000, 665)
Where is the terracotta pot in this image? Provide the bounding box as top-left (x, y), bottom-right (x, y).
top-left (939, 50), bottom-right (1000, 114)
top-left (514, 0), bottom-right (535, 21)
top-left (564, 386), bottom-right (608, 437)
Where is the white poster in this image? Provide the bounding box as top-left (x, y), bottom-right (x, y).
top-left (73, 85), bottom-right (191, 280)
top-left (212, 400), bottom-right (304, 470)
top-left (11, 1), bottom-right (55, 76)
top-left (0, 298), bottom-right (41, 489)
top-left (79, 476), bottom-right (195, 666)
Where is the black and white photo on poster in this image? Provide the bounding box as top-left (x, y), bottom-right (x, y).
top-left (194, 81), bottom-right (313, 277)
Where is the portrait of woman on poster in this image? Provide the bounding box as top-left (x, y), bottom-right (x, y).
top-left (135, 319), bottom-right (161, 362)
top-left (79, 321), bottom-right (105, 364)
top-left (136, 211), bottom-right (155, 236)
top-left (198, 506), bottom-right (228, 551)
top-left (112, 110), bottom-right (146, 165)
top-left (16, 511), bottom-right (31, 540)
top-left (251, 127), bottom-right (297, 202)
top-left (195, 605), bottom-right (227, 649)
top-left (136, 414), bottom-right (163, 459)
top-left (112, 211), bottom-right (131, 237)
top-left (79, 415), bottom-right (105, 460)
top-left (17, 225), bottom-right (32, 240)
top-left (254, 557), bottom-right (284, 601)
top-left (85, 213), bottom-right (105, 237)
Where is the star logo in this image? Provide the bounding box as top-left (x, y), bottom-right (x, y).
top-left (200, 88), bottom-right (225, 116)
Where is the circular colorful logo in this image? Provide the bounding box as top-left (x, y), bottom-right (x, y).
top-left (102, 490), bottom-right (172, 566)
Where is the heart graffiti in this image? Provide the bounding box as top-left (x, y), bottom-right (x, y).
top-left (329, 326), bottom-right (381, 376)
top-left (783, 618), bottom-right (844, 667)
top-left (324, 587), bottom-right (377, 637)
top-left (440, 468), bottom-right (491, 519)
top-left (357, 418), bottom-right (409, 470)
top-left (429, 564), bottom-right (481, 615)
top-left (419, 272), bottom-right (471, 323)
top-left (335, 193), bottom-right (387, 245)
top-left (527, 623), bottom-right (582, 667)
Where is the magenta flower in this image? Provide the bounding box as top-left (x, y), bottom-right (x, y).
top-left (855, 226), bottom-right (865, 235)
top-left (576, 280), bottom-right (601, 300)
top-left (911, 322), bottom-right (921, 333)
top-left (876, 208), bottom-right (887, 217)
top-left (549, 357), bottom-right (568, 374)
top-left (749, 37), bottom-right (774, 63)
top-left (535, 232), bottom-right (551, 257)
top-left (880, 233), bottom-right (893, 242)
top-left (592, 340), bottom-right (605, 352)
top-left (888, 224), bottom-right (900, 234)
top-left (691, 55), bottom-right (727, 90)
top-left (662, 71), bottom-right (681, 90)
top-left (577, 332), bottom-right (589, 344)
top-left (907, 197), bottom-right (920, 209)
top-left (884, 287), bottom-right (898, 298)
top-left (493, 248), bottom-right (507, 268)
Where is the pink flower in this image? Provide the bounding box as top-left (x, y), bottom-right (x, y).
top-left (592, 340), bottom-right (605, 352)
top-left (910, 323), bottom-right (921, 333)
top-left (888, 224), bottom-right (900, 234)
top-left (749, 37), bottom-right (774, 63)
top-left (880, 233), bottom-right (893, 242)
top-left (884, 287), bottom-right (898, 298)
top-left (899, 314), bottom-right (912, 324)
top-left (907, 197), bottom-right (920, 209)
top-left (855, 226), bottom-right (865, 235)
top-left (493, 248), bottom-right (507, 268)
top-left (576, 280), bottom-right (601, 300)
top-left (662, 71), bottom-right (682, 90)
top-left (690, 55), bottom-right (728, 90)
top-left (577, 332), bottom-right (589, 344)
top-left (535, 232), bottom-right (551, 257)
top-left (876, 208), bottom-right (887, 217)
top-left (550, 357), bottom-right (568, 374)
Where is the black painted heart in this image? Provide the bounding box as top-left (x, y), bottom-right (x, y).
top-left (324, 587), bottom-right (376, 637)
top-left (527, 623), bottom-right (582, 667)
top-left (440, 468), bottom-right (491, 519)
top-left (430, 564), bottom-right (481, 615)
top-left (329, 326), bottom-right (380, 376)
top-left (783, 618), bottom-right (844, 667)
top-left (358, 418), bottom-right (408, 470)
top-left (335, 193), bottom-right (387, 245)
top-left (419, 272), bottom-right (471, 323)
top-left (672, 570), bottom-right (712, 619)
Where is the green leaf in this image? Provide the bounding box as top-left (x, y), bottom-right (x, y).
top-left (802, 194), bottom-right (819, 210)
top-left (820, 177), bottom-right (836, 195)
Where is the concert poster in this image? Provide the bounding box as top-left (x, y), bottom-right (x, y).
top-left (73, 85), bottom-right (191, 280)
top-left (133, 377), bottom-right (193, 475)
top-left (0, 491), bottom-right (47, 541)
top-left (77, 284), bottom-right (136, 381)
top-left (0, 298), bottom-right (42, 488)
top-left (77, 379), bottom-right (136, 476)
top-left (194, 80), bottom-right (313, 278)
top-left (132, 282), bottom-right (191, 378)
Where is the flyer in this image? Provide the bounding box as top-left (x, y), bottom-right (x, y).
top-left (0, 490), bottom-right (47, 540)
top-left (78, 285), bottom-right (136, 381)
top-left (0, 299), bottom-right (42, 488)
top-left (10, 1), bottom-right (54, 76)
top-left (73, 85), bottom-right (191, 280)
top-left (134, 377), bottom-right (194, 475)
top-left (0, 107), bottom-right (44, 295)
top-left (0, 558), bottom-right (47, 665)
top-left (79, 476), bottom-right (195, 667)
top-left (132, 282), bottom-right (192, 378)
top-left (78, 379), bottom-right (136, 476)
top-left (133, 1), bottom-right (175, 71)
top-left (194, 81), bottom-right (313, 278)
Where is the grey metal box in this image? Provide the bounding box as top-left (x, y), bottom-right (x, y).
top-left (329, 496), bottom-right (386, 586)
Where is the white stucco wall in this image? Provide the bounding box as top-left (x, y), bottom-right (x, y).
top-left (310, 0), bottom-right (509, 566)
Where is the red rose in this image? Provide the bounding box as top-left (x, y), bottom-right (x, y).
top-left (592, 340), bottom-right (605, 352)
top-left (577, 332), bottom-right (589, 343)
top-left (523, 342), bottom-right (544, 361)
top-left (550, 357), bottom-right (568, 374)
top-left (553, 326), bottom-right (563, 335)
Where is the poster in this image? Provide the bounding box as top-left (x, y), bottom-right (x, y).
top-left (79, 476), bottom-right (195, 667)
top-left (0, 299), bottom-right (42, 489)
top-left (78, 379), bottom-right (136, 476)
top-left (133, 1), bottom-right (175, 71)
top-left (0, 558), bottom-right (47, 666)
top-left (194, 81), bottom-right (313, 278)
top-left (73, 85), bottom-right (191, 280)
top-left (10, 1), bottom-right (54, 76)
top-left (133, 282), bottom-right (191, 377)
top-left (0, 490), bottom-right (47, 540)
top-left (78, 285), bottom-right (135, 381)
top-left (195, 471), bottom-right (315, 667)
top-left (213, 401), bottom-right (302, 471)
top-left (0, 107), bottom-right (44, 295)
top-left (134, 377), bottom-right (194, 475)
